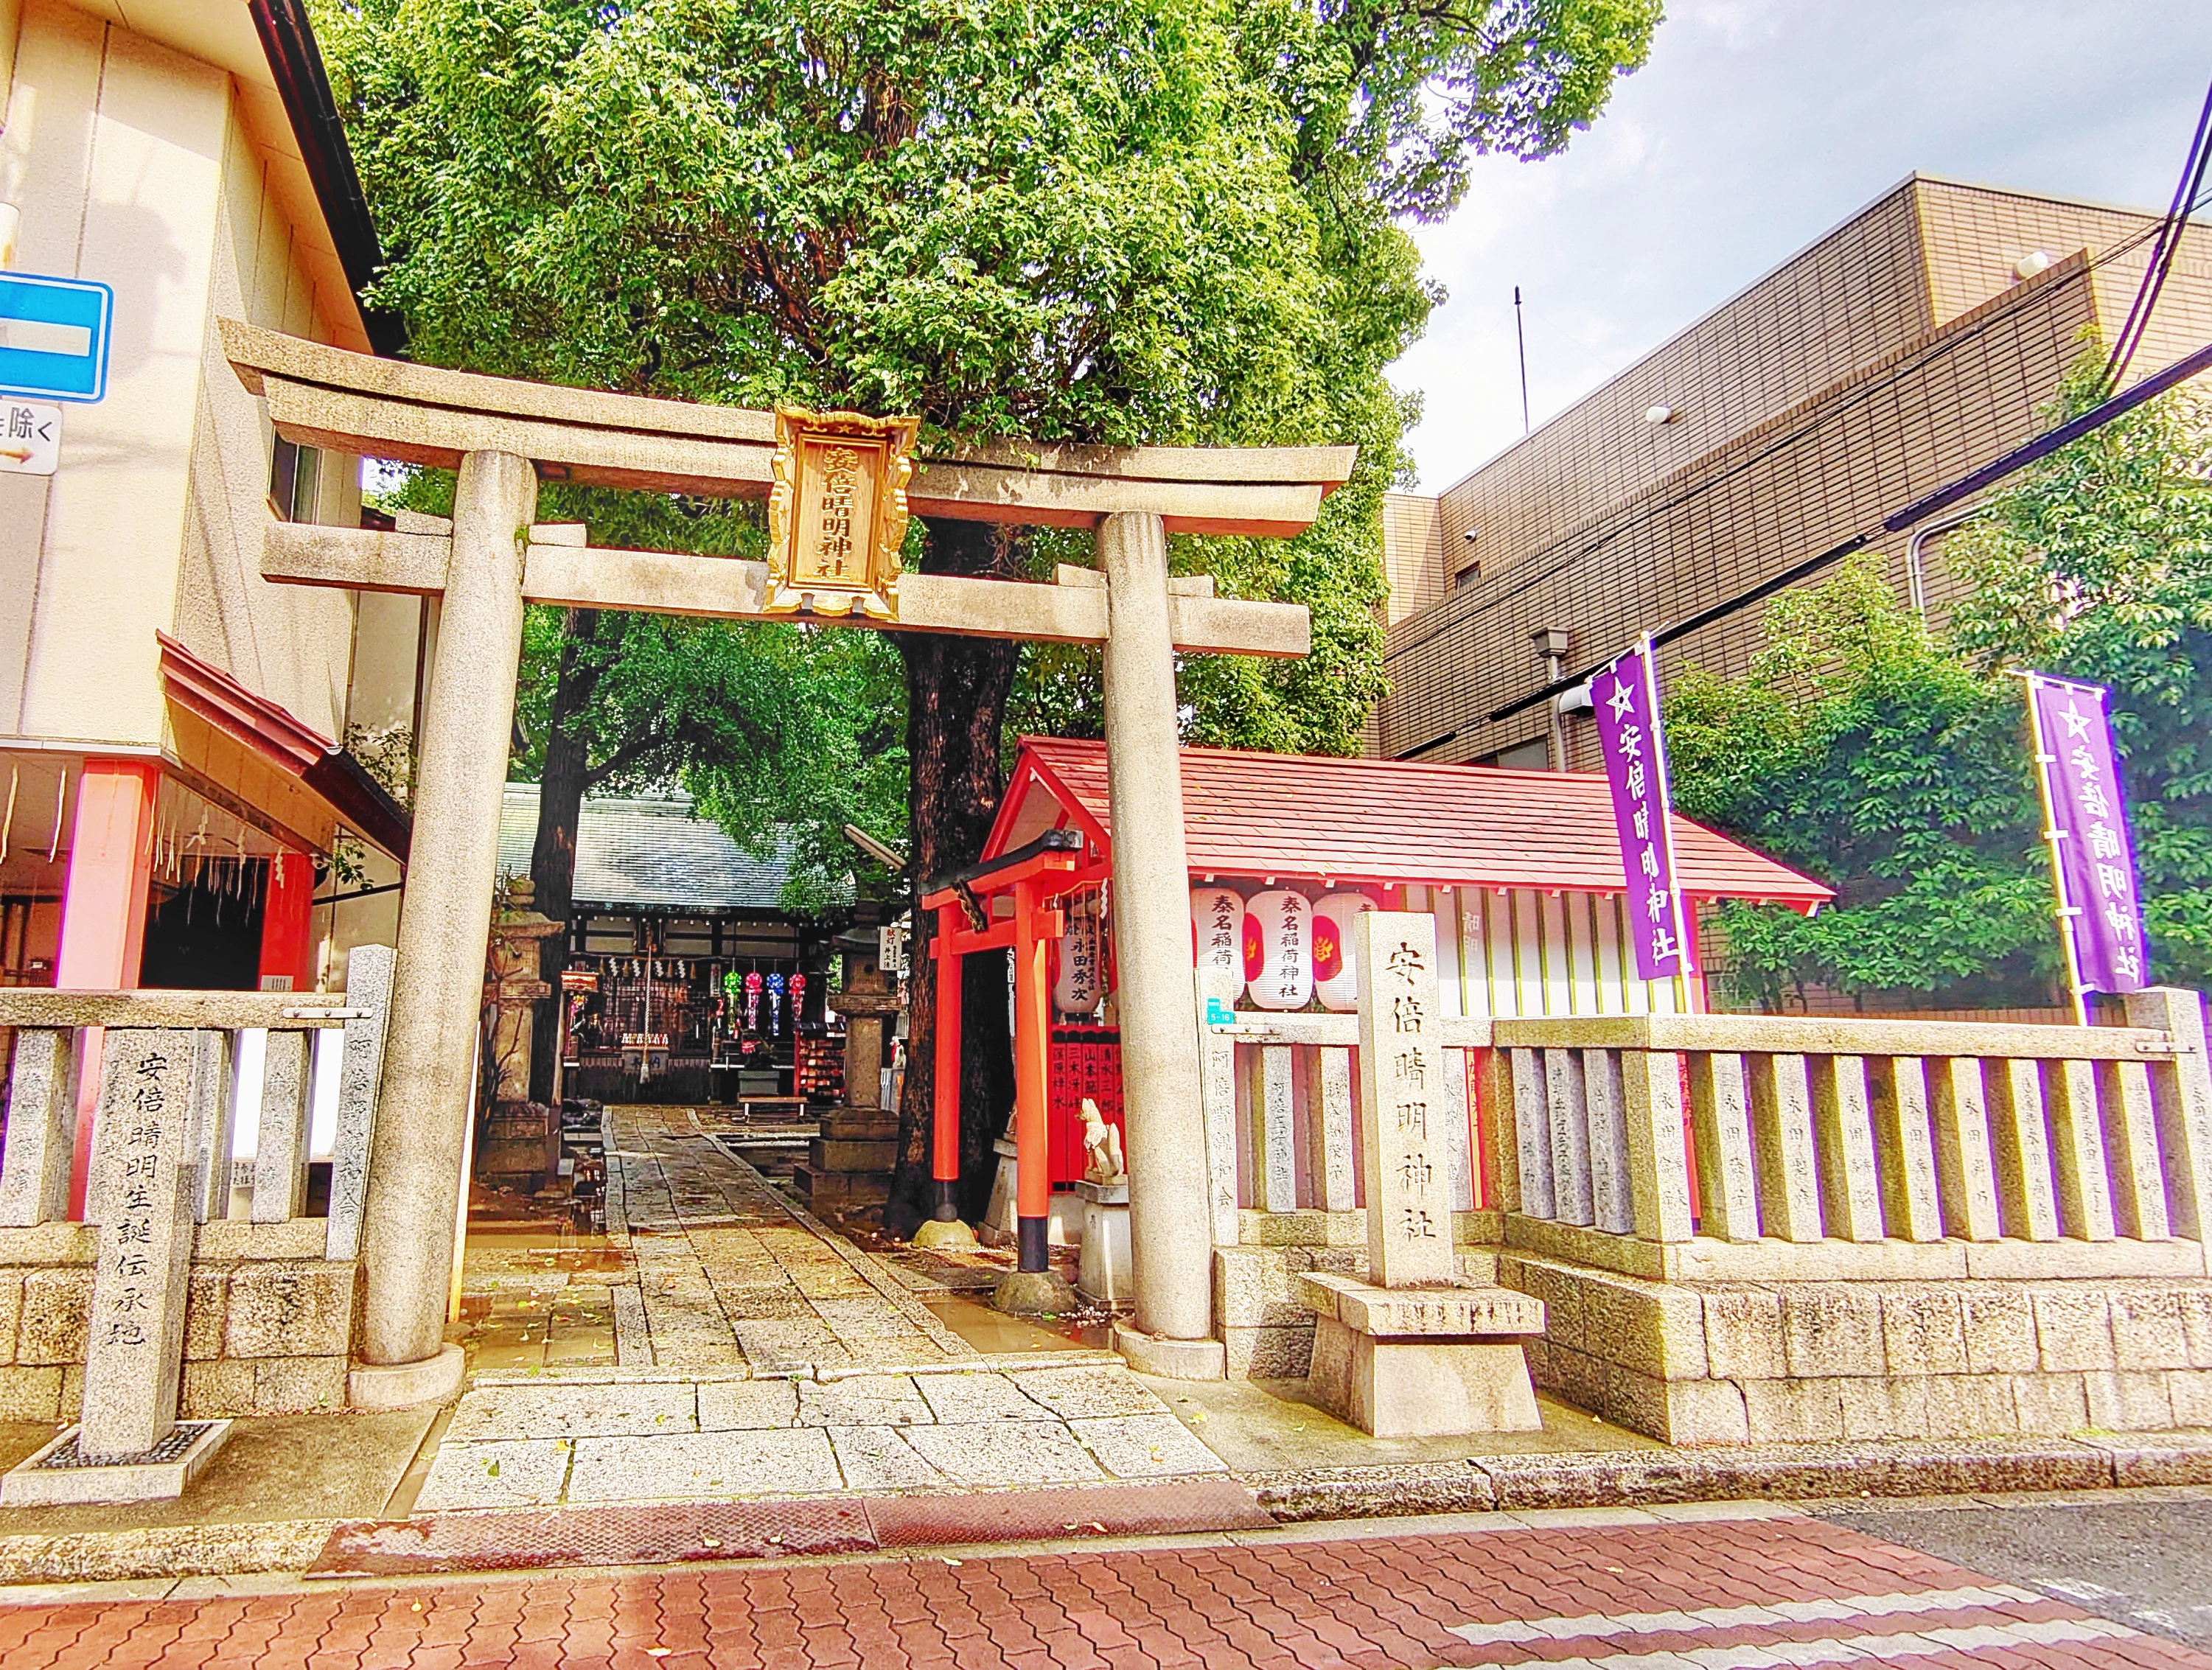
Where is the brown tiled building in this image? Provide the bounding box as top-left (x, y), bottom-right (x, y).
top-left (1375, 175), bottom-right (2212, 769)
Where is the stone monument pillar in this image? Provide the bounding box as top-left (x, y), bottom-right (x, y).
top-left (356, 449), bottom-right (538, 1406)
top-left (1098, 510), bottom-right (1223, 1378)
top-left (828, 949), bottom-right (896, 1109)
top-left (1, 1031), bottom-right (234, 1503)
top-left (485, 878), bottom-right (560, 1105)
top-left (1300, 911), bottom-right (1546, 1436)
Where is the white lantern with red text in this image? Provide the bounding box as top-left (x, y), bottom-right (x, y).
top-left (1053, 904), bottom-right (1103, 1016)
top-left (1242, 889), bottom-right (1313, 1010)
top-left (1190, 885), bottom-right (1244, 977)
top-left (1311, 890), bottom-right (1378, 1011)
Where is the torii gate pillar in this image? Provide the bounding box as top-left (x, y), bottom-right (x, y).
top-left (351, 450), bottom-right (537, 1407)
top-left (220, 319), bottom-right (1350, 1395)
top-left (1098, 513), bottom-right (1224, 1376)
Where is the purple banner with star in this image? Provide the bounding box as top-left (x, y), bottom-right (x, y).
top-left (2026, 674), bottom-right (2149, 994)
top-left (1591, 637), bottom-right (1694, 981)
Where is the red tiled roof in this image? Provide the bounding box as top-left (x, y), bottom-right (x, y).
top-left (992, 737), bottom-right (1829, 909)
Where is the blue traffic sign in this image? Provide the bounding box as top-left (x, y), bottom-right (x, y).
top-left (0, 272), bottom-right (112, 403)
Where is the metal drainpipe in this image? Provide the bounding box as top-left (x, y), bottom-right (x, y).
top-left (1531, 628), bottom-right (1572, 771)
top-left (1905, 508), bottom-right (1980, 619)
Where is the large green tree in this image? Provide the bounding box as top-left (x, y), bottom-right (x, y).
top-left (1666, 560), bottom-right (2053, 1010)
top-left (315, 0), bottom-right (1656, 1220)
top-left (1669, 368), bottom-right (2212, 1008)
top-left (1950, 368), bottom-right (2212, 988)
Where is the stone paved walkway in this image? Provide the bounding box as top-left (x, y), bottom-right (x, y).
top-left (416, 1363), bottom-right (1230, 1511)
top-left (6, 1506), bottom-right (2211, 1667)
top-left (603, 1108), bottom-right (973, 1372)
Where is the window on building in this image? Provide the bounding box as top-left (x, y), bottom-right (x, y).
top-left (1454, 561), bottom-right (1482, 590)
top-left (269, 436), bottom-right (322, 523)
top-left (1478, 738), bottom-right (1552, 771)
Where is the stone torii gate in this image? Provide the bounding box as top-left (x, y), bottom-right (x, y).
top-left (220, 320), bottom-right (1352, 1398)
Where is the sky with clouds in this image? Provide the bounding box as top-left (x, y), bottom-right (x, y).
top-left (1392, 0), bottom-right (2212, 491)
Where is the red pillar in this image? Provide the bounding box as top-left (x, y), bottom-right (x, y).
top-left (930, 906), bottom-right (963, 1221)
top-left (1011, 880), bottom-right (1053, 1274)
top-left (258, 848), bottom-right (316, 991)
top-left (55, 759), bottom-right (160, 1218)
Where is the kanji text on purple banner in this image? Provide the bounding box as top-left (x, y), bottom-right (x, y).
top-left (1591, 637), bottom-right (1692, 982)
top-left (2027, 674), bottom-right (2149, 994)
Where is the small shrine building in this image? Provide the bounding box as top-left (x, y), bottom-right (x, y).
top-left (933, 737), bottom-right (1831, 1262)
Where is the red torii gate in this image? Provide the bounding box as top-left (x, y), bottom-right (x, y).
top-left (918, 828), bottom-right (1109, 1288)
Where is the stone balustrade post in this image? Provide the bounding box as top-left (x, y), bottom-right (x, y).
top-left (2124, 987), bottom-right (2212, 1257)
top-left (0, 1030), bottom-right (77, 1226)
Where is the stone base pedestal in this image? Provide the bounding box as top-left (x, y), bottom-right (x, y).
top-left (0, 1419), bottom-right (233, 1506)
top-left (1112, 1321), bottom-right (1226, 1380)
top-left (349, 1343), bottom-right (467, 1410)
top-left (994, 1268), bottom-right (1079, 1316)
top-left (980, 1137), bottom-right (1079, 1247)
top-left (1300, 1274), bottom-right (1543, 1438)
top-left (912, 1216), bottom-right (980, 1251)
top-left (1076, 1179), bottom-right (1131, 1304)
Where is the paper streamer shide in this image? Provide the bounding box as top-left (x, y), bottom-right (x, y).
top-left (1591, 635), bottom-right (1695, 982)
top-left (2024, 672), bottom-right (2150, 998)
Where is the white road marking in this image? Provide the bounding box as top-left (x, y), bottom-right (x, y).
top-left (1480, 1616), bottom-right (2138, 1669)
top-left (1449, 1584), bottom-right (2045, 1646)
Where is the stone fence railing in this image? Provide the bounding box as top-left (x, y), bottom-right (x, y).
top-left (1490, 987), bottom-right (2212, 1283)
top-left (1191, 970), bottom-right (2212, 1276)
top-left (0, 945), bottom-right (393, 1254)
top-left (1193, 967), bottom-right (1490, 1243)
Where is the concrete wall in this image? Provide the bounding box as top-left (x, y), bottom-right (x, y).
top-left (170, 71), bottom-right (364, 744)
top-left (0, 0), bottom-right (373, 752)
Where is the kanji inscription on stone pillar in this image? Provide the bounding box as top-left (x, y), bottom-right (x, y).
top-left (80, 1030), bottom-right (198, 1459)
top-left (1354, 911), bottom-right (1455, 1288)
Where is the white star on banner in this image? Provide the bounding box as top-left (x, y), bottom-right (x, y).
top-left (2062, 702), bottom-right (2093, 740)
top-left (1607, 676), bottom-right (1636, 722)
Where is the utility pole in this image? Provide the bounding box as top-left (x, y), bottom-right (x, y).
top-left (1514, 287), bottom-right (1531, 436)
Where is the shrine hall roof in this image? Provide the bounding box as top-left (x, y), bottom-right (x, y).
top-left (994, 737), bottom-right (1831, 908)
top-left (499, 784), bottom-right (820, 915)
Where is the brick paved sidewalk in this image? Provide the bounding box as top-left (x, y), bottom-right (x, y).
top-left (5, 1507), bottom-right (2211, 1668)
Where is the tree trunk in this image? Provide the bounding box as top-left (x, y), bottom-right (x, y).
top-left (527, 609), bottom-right (602, 1105)
top-left (884, 520), bottom-right (1025, 1238)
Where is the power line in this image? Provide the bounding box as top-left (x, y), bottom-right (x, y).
top-left (1485, 334), bottom-right (2212, 727)
top-left (2104, 74), bottom-right (2212, 393)
top-left (1513, 286), bottom-right (1531, 436)
top-left (1390, 189), bottom-right (2211, 674)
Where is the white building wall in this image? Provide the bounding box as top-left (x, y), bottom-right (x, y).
top-left (4, 7), bottom-right (225, 744)
top-left (0, 0), bottom-right (377, 752)
top-left (171, 67), bottom-right (362, 742)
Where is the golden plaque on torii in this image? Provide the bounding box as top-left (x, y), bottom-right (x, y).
top-left (766, 406), bottom-right (920, 619)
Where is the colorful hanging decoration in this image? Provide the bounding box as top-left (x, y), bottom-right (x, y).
top-left (788, 971), bottom-right (807, 1024)
top-left (1242, 888), bottom-right (1313, 1010)
top-left (1311, 890), bottom-right (1378, 1011)
top-left (744, 968), bottom-right (764, 1031)
top-left (1053, 904), bottom-right (1103, 1016)
top-left (1190, 884), bottom-right (1244, 974)
top-left (766, 970), bottom-right (788, 1035)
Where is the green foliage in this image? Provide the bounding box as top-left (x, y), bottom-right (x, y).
top-left (1950, 362), bottom-right (2212, 987)
top-left (315, 0), bottom-right (1655, 782)
top-left (1666, 559), bottom-right (2052, 1008)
